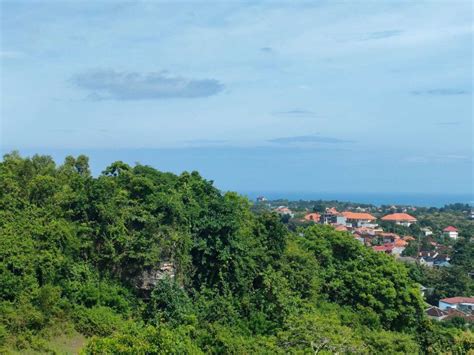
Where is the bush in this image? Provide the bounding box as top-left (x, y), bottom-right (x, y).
top-left (363, 329), bottom-right (419, 354)
top-left (72, 306), bottom-right (124, 337)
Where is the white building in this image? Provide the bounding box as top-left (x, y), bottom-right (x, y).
top-left (381, 213), bottom-right (417, 227)
top-left (341, 212), bottom-right (377, 228)
top-left (439, 297), bottom-right (474, 313)
top-left (421, 227), bottom-right (433, 237)
top-left (443, 226), bottom-right (459, 239)
top-left (274, 206), bottom-right (294, 218)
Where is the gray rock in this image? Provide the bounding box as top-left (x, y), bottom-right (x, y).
top-left (136, 262), bottom-right (176, 290)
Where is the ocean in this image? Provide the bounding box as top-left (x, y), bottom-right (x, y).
top-left (240, 192), bottom-right (473, 208)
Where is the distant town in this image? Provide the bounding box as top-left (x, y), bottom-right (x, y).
top-left (254, 197), bottom-right (474, 324)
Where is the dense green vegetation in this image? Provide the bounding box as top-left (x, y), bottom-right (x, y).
top-left (407, 238), bottom-right (474, 307)
top-left (0, 152), bottom-right (472, 354)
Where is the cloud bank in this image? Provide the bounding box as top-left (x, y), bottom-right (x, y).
top-left (363, 30), bottom-right (403, 40)
top-left (71, 70), bottom-right (224, 100)
top-left (269, 135), bottom-right (352, 144)
top-left (273, 109), bottom-right (317, 117)
top-left (411, 89), bottom-right (470, 96)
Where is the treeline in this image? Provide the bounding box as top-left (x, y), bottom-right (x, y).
top-left (0, 152), bottom-right (472, 353)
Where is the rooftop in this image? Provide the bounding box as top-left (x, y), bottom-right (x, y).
top-left (440, 297), bottom-right (474, 304)
top-left (381, 213), bottom-right (417, 222)
top-left (304, 213), bottom-right (321, 221)
top-left (341, 212), bottom-right (376, 220)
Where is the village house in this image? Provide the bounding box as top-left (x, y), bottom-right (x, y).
top-left (354, 226), bottom-right (381, 237)
top-left (352, 232), bottom-right (365, 244)
top-left (421, 227), bottom-right (433, 237)
top-left (341, 211), bottom-right (377, 228)
top-left (426, 306), bottom-right (448, 321)
top-left (381, 213), bottom-right (417, 227)
top-left (439, 297), bottom-right (474, 314)
top-left (377, 232), bottom-right (400, 244)
top-left (334, 224), bottom-right (348, 232)
top-left (426, 306), bottom-right (474, 322)
top-left (274, 206), bottom-right (294, 218)
top-left (443, 226), bottom-right (459, 239)
top-left (392, 238), bottom-right (408, 255)
top-left (321, 207), bottom-right (340, 224)
top-left (304, 212), bottom-right (321, 222)
top-left (418, 250), bottom-right (451, 267)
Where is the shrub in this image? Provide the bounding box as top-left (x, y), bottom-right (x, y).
top-left (72, 306), bottom-right (124, 337)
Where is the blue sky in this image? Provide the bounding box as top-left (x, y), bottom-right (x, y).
top-left (1, 0), bottom-right (472, 196)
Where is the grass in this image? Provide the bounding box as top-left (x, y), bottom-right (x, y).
top-left (3, 323), bottom-right (87, 355)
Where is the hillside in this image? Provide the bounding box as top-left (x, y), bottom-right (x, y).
top-left (0, 152), bottom-right (472, 354)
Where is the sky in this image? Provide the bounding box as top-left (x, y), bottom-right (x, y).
top-left (1, 0), bottom-right (473, 198)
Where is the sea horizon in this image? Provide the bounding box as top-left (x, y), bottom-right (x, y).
top-left (240, 191), bottom-right (474, 208)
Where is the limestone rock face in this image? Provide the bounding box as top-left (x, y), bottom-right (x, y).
top-left (136, 262), bottom-right (176, 291)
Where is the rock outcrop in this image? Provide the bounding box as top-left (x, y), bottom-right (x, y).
top-left (135, 262), bottom-right (176, 291)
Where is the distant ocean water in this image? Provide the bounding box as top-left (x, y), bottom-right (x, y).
top-left (240, 192), bottom-right (473, 208)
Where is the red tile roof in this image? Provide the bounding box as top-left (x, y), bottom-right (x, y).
top-left (444, 308), bottom-right (474, 322)
top-left (372, 245), bottom-right (393, 252)
top-left (394, 239), bottom-right (408, 247)
top-left (440, 297), bottom-right (474, 304)
top-left (341, 212), bottom-right (376, 220)
top-left (304, 213), bottom-right (321, 221)
top-left (334, 224), bottom-right (348, 231)
top-left (381, 213), bottom-right (417, 222)
top-left (443, 226), bottom-right (458, 232)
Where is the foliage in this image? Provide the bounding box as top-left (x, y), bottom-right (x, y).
top-left (0, 152), bottom-right (472, 353)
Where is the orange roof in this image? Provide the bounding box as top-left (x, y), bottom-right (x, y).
top-left (326, 207), bottom-right (338, 215)
top-left (304, 213), bottom-right (321, 221)
top-left (403, 236), bottom-right (416, 241)
top-left (341, 212), bottom-right (376, 220)
top-left (394, 239), bottom-right (408, 247)
top-left (381, 213), bottom-right (417, 222)
top-left (443, 226), bottom-right (458, 232)
top-left (334, 224), bottom-right (348, 231)
top-left (377, 232), bottom-right (400, 238)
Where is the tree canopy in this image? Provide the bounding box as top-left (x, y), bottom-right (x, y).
top-left (0, 152), bottom-right (471, 353)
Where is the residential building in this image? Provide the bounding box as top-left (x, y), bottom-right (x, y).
top-left (274, 206), bottom-right (294, 218)
top-left (377, 232), bottom-right (400, 244)
top-left (443, 226), bottom-right (459, 239)
top-left (426, 306), bottom-right (448, 321)
top-left (321, 207), bottom-right (339, 224)
top-left (392, 238), bottom-right (408, 255)
top-left (381, 213), bottom-right (417, 227)
top-left (341, 211), bottom-right (377, 228)
top-left (353, 233), bottom-right (365, 244)
top-left (418, 251), bottom-right (451, 268)
top-left (354, 226), bottom-right (380, 237)
top-left (334, 224), bottom-right (348, 232)
top-left (439, 297), bottom-right (474, 314)
top-left (426, 306), bottom-right (474, 322)
top-left (304, 213), bottom-right (321, 222)
top-left (421, 227), bottom-right (433, 236)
